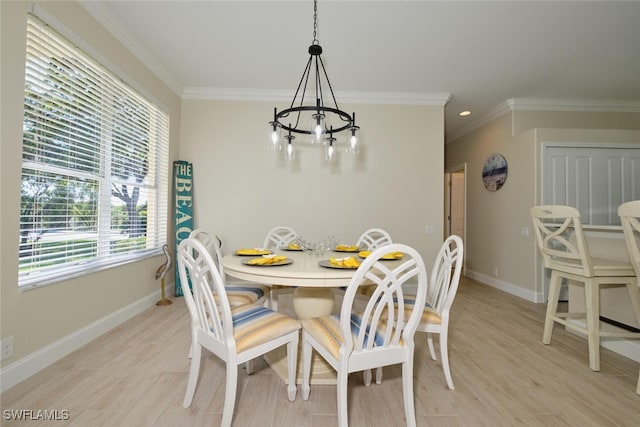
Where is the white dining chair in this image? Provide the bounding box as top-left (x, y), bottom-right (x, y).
top-left (189, 229), bottom-right (272, 373)
top-left (343, 228), bottom-right (393, 300)
top-left (367, 235), bottom-right (464, 389)
top-left (263, 226), bottom-right (299, 311)
top-left (263, 225), bottom-right (298, 250)
top-left (530, 205), bottom-right (640, 371)
top-left (356, 227), bottom-right (393, 251)
top-left (177, 238), bottom-right (301, 427)
top-left (617, 200), bottom-right (640, 395)
top-left (190, 229), bottom-right (270, 307)
top-left (418, 235), bottom-right (464, 390)
top-left (300, 243), bottom-right (428, 427)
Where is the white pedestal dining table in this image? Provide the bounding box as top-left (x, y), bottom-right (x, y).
top-left (221, 249), bottom-right (367, 384)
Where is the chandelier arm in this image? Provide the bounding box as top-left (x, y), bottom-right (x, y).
top-left (290, 55), bottom-right (313, 110)
top-left (318, 55), bottom-right (342, 116)
top-left (314, 56), bottom-right (323, 113)
top-left (287, 55), bottom-right (314, 130)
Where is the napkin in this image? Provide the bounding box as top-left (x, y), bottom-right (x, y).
top-left (335, 244), bottom-right (358, 251)
top-left (288, 243), bottom-right (301, 250)
top-left (247, 255), bottom-right (288, 265)
top-left (236, 248), bottom-right (270, 255)
top-left (329, 256), bottom-right (360, 268)
top-left (358, 250), bottom-right (403, 260)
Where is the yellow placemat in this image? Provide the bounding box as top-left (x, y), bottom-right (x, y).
top-left (329, 256), bottom-right (360, 268)
top-left (236, 248), bottom-right (271, 255)
top-left (358, 251), bottom-right (403, 260)
top-left (335, 244), bottom-right (358, 252)
top-left (247, 255), bottom-right (288, 265)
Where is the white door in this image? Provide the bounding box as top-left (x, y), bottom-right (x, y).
top-left (451, 171), bottom-right (465, 239)
top-left (543, 145), bottom-right (640, 225)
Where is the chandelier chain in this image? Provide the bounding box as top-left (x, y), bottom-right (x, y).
top-left (312, 0), bottom-right (319, 45)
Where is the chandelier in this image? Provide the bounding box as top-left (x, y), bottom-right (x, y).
top-left (268, 0), bottom-right (359, 162)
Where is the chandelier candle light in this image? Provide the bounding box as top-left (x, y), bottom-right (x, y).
top-left (269, 0), bottom-right (359, 162)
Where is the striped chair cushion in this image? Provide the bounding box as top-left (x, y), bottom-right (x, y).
top-left (300, 313), bottom-right (400, 359)
top-left (352, 290), bottom-right (442, 325)
top-left (225, 284), bottom-right (270, 307)
top-left (355, 284), bottom-right (377, 297)
top-left (231, 304), bottom-right (300, 353)
top-left (401, 297), bottom-right (442, 325)
top-left (340, 283), bottom-right (377, 295)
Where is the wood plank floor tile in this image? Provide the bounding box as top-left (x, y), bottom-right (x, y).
top-left (2, 277), bottom-right (639, 426)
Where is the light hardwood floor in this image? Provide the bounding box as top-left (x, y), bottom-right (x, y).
top-left (2, 277), bottom-right (639, 426)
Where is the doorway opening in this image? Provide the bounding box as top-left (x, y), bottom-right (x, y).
top-left (445, 165), bottom-right (466, 243)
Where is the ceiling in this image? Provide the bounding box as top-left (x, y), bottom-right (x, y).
top-left (82, 1), bottom-right (640, 141)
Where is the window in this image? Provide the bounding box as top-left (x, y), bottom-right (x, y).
top-left (19, 15), bottom-right (169, 288)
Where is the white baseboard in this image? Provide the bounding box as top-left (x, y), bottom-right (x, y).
top-left (465, 270), bottom-right (640, 363)
top-left (565, 319), bottom-right (640, 363)
top-left (0, 284), bottom-right (174, 393)
top-left (602, 337), bottom-right (640, 363)
top-left (465, 269), bottom-right (544, 303)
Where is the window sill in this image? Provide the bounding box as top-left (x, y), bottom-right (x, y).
top-left (18, 249), bottom-right (162, 292)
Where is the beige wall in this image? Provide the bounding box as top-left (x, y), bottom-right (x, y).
top-left (445, 113), bottom-right (539, 300)
top-left (0, 1), bottom-right (181, 376)
top-left (180, 100), bottom-right (445, 263)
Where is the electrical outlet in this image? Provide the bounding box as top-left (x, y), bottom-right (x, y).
top-left (494, 267), bottom-right (499, 277)
top-left (1, 336), bottom-right (14, 360)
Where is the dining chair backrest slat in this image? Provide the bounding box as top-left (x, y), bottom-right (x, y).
top-left (429, 235), bottom-right (464, 318)
top-left (263, 226), bottom-right (298, 249)
top-left (190, 228), bottom-right (226, 277)
top-left (356, 228), bottom-right (393, 251)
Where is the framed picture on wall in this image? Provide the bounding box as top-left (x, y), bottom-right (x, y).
top-left (482, 153), bottom-right (508, 192)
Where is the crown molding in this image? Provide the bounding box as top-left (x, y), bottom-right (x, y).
top-left (507, 98), bottom-right (640, 112)
top-left (80, 1), bottom-right (451, 108)
top-left (447, 98), bottom-right (640, 143)
top-left (447, 100), bottom-right (512, 143)
top-left (182, 87), bottom-right (452, 106)
top-left (79, 0), bottom-right (184, 96)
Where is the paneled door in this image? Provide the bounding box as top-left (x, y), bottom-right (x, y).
top-left (543, 145), bottom-right (640, 226)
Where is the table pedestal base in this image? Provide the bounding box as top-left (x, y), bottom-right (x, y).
top-left (264, 344), bottom-right (336, 385)
top-left (292, 287), bottom-right (335, 319)
top-left (265, 286), bottom-right (337, 384)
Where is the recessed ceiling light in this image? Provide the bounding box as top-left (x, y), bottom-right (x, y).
top-left (459, 110), bottom-right (472, 117)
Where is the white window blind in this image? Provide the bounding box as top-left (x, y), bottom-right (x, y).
top-left (19, 15), bottom-right (170, 288)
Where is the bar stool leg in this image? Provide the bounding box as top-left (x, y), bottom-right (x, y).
top-left (543, 271), bottom-right (563, 344)
top-left (628, 282), bottom-right (640, 395)
top-left (585, 280), bottom-right (600, 372)
top-left (625, 282), bottom-right (640, 327)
